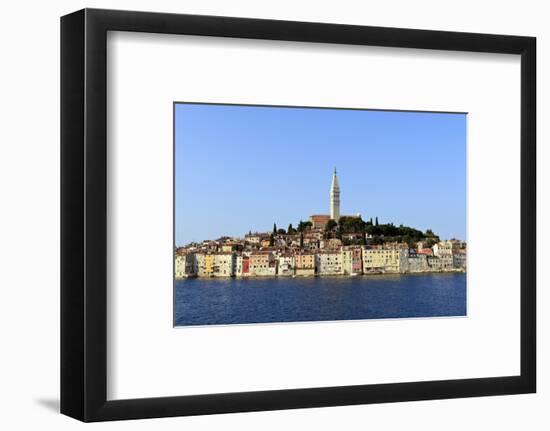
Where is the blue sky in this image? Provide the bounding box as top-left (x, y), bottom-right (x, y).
top-left (175, 103), bottom-right (466, 245)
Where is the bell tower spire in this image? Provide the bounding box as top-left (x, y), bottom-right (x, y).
top-left (330, 168), bottom-right (340, 222)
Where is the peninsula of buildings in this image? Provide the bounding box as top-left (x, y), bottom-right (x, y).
top-left (175, 169), bottom-right (466, 279)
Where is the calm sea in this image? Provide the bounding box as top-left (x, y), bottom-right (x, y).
top-left (174, 273), bottom-right (466, 326)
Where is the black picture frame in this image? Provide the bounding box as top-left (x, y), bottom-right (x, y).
top-left (61, 8), bottom-right (536, 422)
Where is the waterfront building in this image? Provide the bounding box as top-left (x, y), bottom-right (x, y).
top-left (362, 243), bottom-right (408, 273)
top-left (235, 254), bottom-right (243, 276)
top-left (316, 250), bottom-right (344, 275)
top-left (242, 255), bottom-right (250, 276)
top-left (439, 255), bottom-right (454, 270)
top-left (453, 249), bottom-right (467, 269)
top-left (249, 251), bottom-right (277, 276)
top-left (295, 252), bottom-right (315, 276)
top-left (192, 252), bottom-right (234, 277)
top-left (432, 242), bottom-right (454, 270)
top-left (195, 253), bottom-right (207, 277)
top-left (342, 246), bottom-right (363, 275)
top-left (427, 255), bottom-right (443, 271)
top-left (212, 253), bottom-right (235, 277)
top-left (175, 254), bottom-right (185, 279)
top-left (204, 254), bottom-right (215, 276)
top-left (407, 251), bottom-right (429, 272)
top-left (185, 253), bottom-right (197, 276)
top-left (277, 253), bottom-right (295, 276)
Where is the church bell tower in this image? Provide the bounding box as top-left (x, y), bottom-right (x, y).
top-left (330, 168), bottom-right (340, 222)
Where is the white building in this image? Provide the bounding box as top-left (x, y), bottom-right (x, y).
top-left (235, 254), bottom-right (243, 276)
top-left (316, 250), bottom-right (344, 275)
top-left (277, 254), bottom-right (295, 276)
top-left (175, 254), bottom-right (185, 279)
top-left (212, 253), bottom-right (235, 277)
top-left (433, 241), bottom-right (453, 258)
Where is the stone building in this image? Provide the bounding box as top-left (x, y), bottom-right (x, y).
top-left (316, 250), bottom-right (344, 275)
top-left (407, 252), bottom-right (429, 272)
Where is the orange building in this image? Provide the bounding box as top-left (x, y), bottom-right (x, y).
top-left (295, 252), bottom-right (315, 276)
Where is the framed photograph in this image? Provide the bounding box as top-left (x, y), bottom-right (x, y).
top-left (61, 8), bottom-right (536, 422)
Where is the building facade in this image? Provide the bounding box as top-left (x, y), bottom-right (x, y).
top-left (362, 244), bottom-right (408, 273)
top-left (249, 251), bottom-right (277, 276)
top-left (295, 252), bottom-right (315, 276)
top-left (407, 252), bottom-right (429, 272)
top-left (316, 250), bottom-right (344, 275)
top-left (212, 253), bottom-right (235, 277)
top-left (277, 253), bottom-right (295, 276)
top-left (175, 254), bottom-right (185, 279)
top-left (342, 247), bottom-right (363, 275)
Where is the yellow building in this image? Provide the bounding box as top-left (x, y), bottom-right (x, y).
top-left (295, 252), bottom-right (315, 276)
top-left (362, 244), bottom-right (408, 273)
top-left (204, 254), bottom-right (215, 276)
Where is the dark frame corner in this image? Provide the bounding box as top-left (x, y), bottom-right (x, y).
top-left (61, 8), bottom-right (536, 422)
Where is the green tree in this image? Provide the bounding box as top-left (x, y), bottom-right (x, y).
top-left (325, 219), bottom-right (338, 232)
top-left (375, 216), bottom-right (379, 226)
top-left (277, 228), bottom-right (286, 235)
top-left (287, 223), bottom-right (296, 235)
top-left (299, 232), bottom-right (304, 247)
top-left (273, 223), bottom-right (277, 235)
top-left (297, 220), bottom-right (312, 232)
top-left (269, 233), bottom-right (275, 246)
